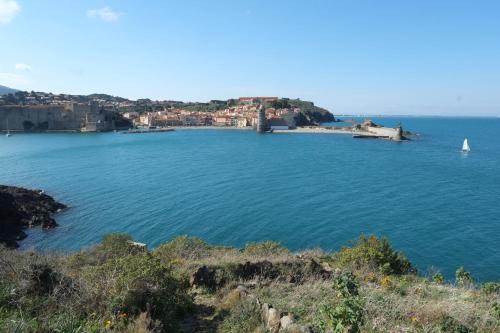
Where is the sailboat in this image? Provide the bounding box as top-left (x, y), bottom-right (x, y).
top-left (5, 118), bottom-right (11, 137)
top-left (462, 138), bottom-right (470, 152)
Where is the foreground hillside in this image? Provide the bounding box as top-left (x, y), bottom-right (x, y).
top-left (1, 235), bottom-right (499, 333)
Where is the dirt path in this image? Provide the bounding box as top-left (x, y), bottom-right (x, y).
top-left (180, 290), bottom-right (224, 333)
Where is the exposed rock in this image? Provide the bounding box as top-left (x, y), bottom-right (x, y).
top-left (222, 286), bottom-right (312, 333)
top-left (261, 303), bottom-right (270, 324)
top-left (303, 258), bottom-right (333, 280)
top-left (0, 185), bottom-right (66, 248)
top-left (21, 263), bottom-right (75, 296)
top-left (267, 308), bottom-right (281, 333)
top-left (189, 259), bottom-right (333, 290)
top-left (190, 265), bottom-right (219, 290)
top-left (282, 324), bottom-right (312, 333)
top-left (235, 260), bottom-right (280, 280)
top-left (280, 314), bottom-right (294, 330)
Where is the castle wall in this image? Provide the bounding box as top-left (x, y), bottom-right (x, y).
top-left (0, 103), bottom-right (115, 131)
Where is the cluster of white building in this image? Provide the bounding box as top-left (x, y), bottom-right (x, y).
top-left (123, 99), bottom-right (300, 130)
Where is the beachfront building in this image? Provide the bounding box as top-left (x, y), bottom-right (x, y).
top-left (138, 114), bottom-right (152, 126)
top-left (213, 116), bottom-right (231, 127)
top-left (236, 118), bottom-right (248, 127)
top-left (123, 112), bottom-right (139, 120)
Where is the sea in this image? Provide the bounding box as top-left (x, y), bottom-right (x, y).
top-left (1, 117), bottom-right (499, 281)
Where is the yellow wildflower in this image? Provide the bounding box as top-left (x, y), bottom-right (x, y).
top-left (381, 276), bottom-right (392, 288)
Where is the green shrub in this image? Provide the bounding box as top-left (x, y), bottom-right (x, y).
top-left (491, 303), bottom-right (500, 322)
top-left (333, 272), bottom-right (359, 298)
top-left (481, 282), bottom-right (500, 294)
top-left (154, 235), bottom-right (210, 262)
top-left (318, 272), bottom-right (363, 333)
top-left (0, 235), bottom-right (191, 333)
top-left (242, 240), bottom-right (289, 257)
top-left (432, 272), bottom-right (445, 284)
top-left (95, 234), bottom-right (146, 260)
top-left (455, 267), bottom-right (473, 286)
top-left (437, 314), bottom-right (471, 333)
top-left (334, 235), bottom-right (415, 275)
top-left (82, 252), bottom-right (192, 331)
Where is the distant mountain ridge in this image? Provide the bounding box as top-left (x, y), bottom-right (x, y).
top-left (0, 85), bottom-right (18, 95)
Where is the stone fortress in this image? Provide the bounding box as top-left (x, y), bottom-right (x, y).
top-left (0, 102), bottom-right (131, 132)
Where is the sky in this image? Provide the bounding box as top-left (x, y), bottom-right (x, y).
top-left (1, 0), bottom-right (500, 116)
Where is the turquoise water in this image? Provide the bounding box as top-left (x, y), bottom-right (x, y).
top-left (1, 117), bottom-right (499, 281)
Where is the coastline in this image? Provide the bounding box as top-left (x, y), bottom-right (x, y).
top-left (171, 126), bottom-right (253, 131)
top-left (273, 126), bottom-right (353, 134)
top-left (0, 185), bottom-right (66, 248)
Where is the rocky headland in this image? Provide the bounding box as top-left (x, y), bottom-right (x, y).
top-left (0, 185), bottom-right (66, 248)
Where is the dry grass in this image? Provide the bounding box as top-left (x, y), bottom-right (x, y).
top-left (253, 279), bottom-right (335, 326)
top-left (2, 235), bottom-right (500, 333)
top-left (362, 277), bottom-right (500, 332)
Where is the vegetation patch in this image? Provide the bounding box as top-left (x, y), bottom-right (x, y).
top-left (1, 233), bottom-right (499, 332)
top-left (333, 235), bottom-right (415, 275)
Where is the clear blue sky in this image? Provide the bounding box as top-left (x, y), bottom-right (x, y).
top-left (1, 0), bottom-right (500, 115)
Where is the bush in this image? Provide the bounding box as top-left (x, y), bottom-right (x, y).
top-left (455, 267), bottom-right (473, 286)
top-left (333, 272), bottom-right (359, 298)
top-left (242, 240), bottom-right (289, 257)
top-left (432, 272), bottom-right (445, 284)
top-left (318, 272), bottom-right (363, 333)
top-left (0, 234), bottom-right (193, 332)
top-left (154, 235), bottom-right (210, 263)
top-left (334, 235), bottom-right (415, 275)
top-left (437, 314), bottom-right (471, 333)
top-left (96, 234), bottom-right (146, 260)
top-left (481, 282), bottom-right (500, 294)
top-left (82, 253), bottom-right (192, 331)
top-left (491, 303), bottom-right (500, 322)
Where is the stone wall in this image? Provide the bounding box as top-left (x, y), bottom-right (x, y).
top-left (364, 126), bottom-right (402, 140)
top-left (0, 103), bottom-right (125, 132)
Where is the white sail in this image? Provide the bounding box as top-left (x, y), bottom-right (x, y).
top-left (462, 138), bottom-right (470, 152)
top-left (5, 118), bottom-right (11, 137)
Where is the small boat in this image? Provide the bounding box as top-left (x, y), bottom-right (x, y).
top-left (127, 240), bottom-right (147, 248)
top-left (5, 118), bottom-right (11, 137)
top-left (462, 138), bottom-right (470, 152)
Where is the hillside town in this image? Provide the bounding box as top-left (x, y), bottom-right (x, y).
top-left (123, 97), bottom-right (300, 130)
top-left (0, 91), bottom-right (335, 132)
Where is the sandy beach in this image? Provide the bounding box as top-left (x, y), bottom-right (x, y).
top-left (172, 126), bottom-right (252, 131)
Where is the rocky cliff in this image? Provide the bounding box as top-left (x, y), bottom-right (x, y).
top-left (0, 185), bottom-right (66, 248)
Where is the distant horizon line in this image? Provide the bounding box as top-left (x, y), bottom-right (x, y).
top-left (336, 114), bottom-right (500, 118)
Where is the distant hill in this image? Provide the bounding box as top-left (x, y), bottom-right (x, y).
top-left (0, 85), bottom-right (18, 95)
top-left (86, 93), bottom-right (129, 102)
